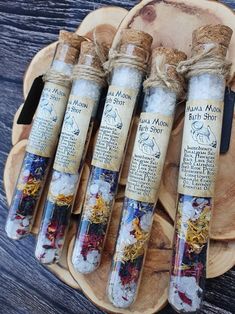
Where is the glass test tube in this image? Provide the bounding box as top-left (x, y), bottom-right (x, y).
top-left (168, 24), bottom-right (233, 313)
top-left (107, 48), bottom-right (186, 308)
top-left (5, 31), bottom-right (84, 240)
top-left (35, 41), bottom-right (106, 264)
top-left (72, 30), bottom-right (153, 274)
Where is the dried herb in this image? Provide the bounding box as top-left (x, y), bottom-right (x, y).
top-left (107, 197), bottom-right (154, 307)
top-left (35, 196), bottom-right (73, 264)
top-left (6, 152), bottom-right (50, 239)
top-left (72, 166), bottom-right (119, 273)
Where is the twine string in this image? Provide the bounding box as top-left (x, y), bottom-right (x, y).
top-left (177, 43), bottom-right (232, 79)
top-left (143, 54), bottom-right (185, 97)
top-left (43, 69), bottom-right (72, 88)
top-left (72, 63), bottom-right (106, 86)
top-left (103, 48), bottom-right (150, 75)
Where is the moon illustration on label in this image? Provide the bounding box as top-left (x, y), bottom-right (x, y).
top-left (104, 104), bottom-right (123, 130)
top-left (64, 114), bottom-right (80, 136)
top-left (39, 101), bottom-right (58, 122)
top-left (191, 121), bottom-right (217, 148)
top-left (138, 132), bottom-right (161, 158)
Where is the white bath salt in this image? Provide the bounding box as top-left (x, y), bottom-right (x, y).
top-left (49, 171), bottom-right (78, 199)
top-left (139, 211), bottom-right (153, 232)
top-left (38, 249), bottom-right (57, 264)
top-left (118, 221), bottom-right (138, 246)
top-left (5, 215), bottom-right (32, 240)
top-left (35, 234), bottom-right (65, 264)
top-left (112, 66), bottom-right (143, 89)
top-left (107, 274), bottom-right (138, 308)
top-left (188, 74), bottom-right (225, 101)
top-left (168, 275), bottom-right (203, 313)
top-left (72, 248), bottom-right (100, 274)
top-left (144, 86), bottom-right (177, 115)
top-left (35, 237), bottom-right (57, 263)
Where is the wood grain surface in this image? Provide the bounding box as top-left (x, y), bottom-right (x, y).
top-left (0, 1), bottom-right (234, 314)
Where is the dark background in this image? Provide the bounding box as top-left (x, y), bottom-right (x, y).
top-left (0, 1), bottom-right (235, 313)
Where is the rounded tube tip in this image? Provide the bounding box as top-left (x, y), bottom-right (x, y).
top-left (71, 249), bottom-right (101, 274)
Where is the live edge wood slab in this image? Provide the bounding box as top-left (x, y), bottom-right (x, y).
top-left (1, 1), bottom-right (235, 314)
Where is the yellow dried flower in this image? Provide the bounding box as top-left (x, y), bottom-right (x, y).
top-left (85, 196), bottom-right (110, 224)
top-left (177, 203), bottom-right (211, 254)
top-left (132, 218), bottom-right (145, 240)
top-left (56, 194), bottom-right (74, 206)
top-left (18, 179), bottom-right (41, 197)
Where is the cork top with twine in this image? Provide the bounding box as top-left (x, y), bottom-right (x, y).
top-left (104, 29), bottom-right (153, 74)
top-left (177, 24), bottom-right (233, 80)
top-left (43, 30), bottom-right (86, 88)
top-left (72, 41), bottom-right (108, 86)
top-left (143, 47), bottom-right (187, 98)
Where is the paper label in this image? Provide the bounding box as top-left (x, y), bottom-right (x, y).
top-left (178, 100), bottom-right (224, 197)
top-left (92, 86), bottom-right (138, 171)
top-left (53, 95), bottom-right (95, 174)
top-left (26, 82), bottom-right (70, 157)
top-left (126, 112), bottom-right (173, 203)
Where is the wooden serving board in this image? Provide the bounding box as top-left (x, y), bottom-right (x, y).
top-left (4, 2), bottom-right (235, 314)
top-left (4, 134), bottom-right (235, 313)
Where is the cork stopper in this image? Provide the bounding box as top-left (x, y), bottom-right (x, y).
top-left (151, 47), bottom-right (187, 83)
top-left (76, 41), bottom-right (108, 71)
top-left (118, 29), bottom-right (153, 63)
top-left (59, 30), bottom-right (86, 49)
top-left (120, 29), bottom-right (153, 51)
top-left (192, 24), bottom-right (233, 57)
top-left (54, 30), bottom-right (86, 65)
top-left (152, 47), bottom-right (187, 66)
top-left (72, 41), bottom-right (108, 85)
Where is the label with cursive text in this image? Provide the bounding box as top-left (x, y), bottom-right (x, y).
top-left (92, 86), bottom-right (138, 171)
top-left (54, 95), bottom-right (95, 174)
top-left (178, 99), bottom-right (224, 197)
top-left (26, 82), bottom-right (70, 157)
top-left (126, 112), bottom-right (173, 203)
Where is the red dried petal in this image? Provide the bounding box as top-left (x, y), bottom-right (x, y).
top-left (120, 264), bottom-right (140, 285)
top-left (178, 291), bottom-right (192, 306)
top-left (16, 229), bottom-right (27, 235)
top-left (120, 275), bottom-right (132, 286)
top-left (80, 233), bottom-right (105, 258)
top-left (15, 215), bottom-right (23, 220)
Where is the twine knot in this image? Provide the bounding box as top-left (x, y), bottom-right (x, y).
top-left (43, 69), bottom-right (72, 88)
top-left (177, 43), bottom-right (232, 80)
top-left (143, 55), bottom-right (185, 98)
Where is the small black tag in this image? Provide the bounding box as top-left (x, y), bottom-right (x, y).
top-left (17, 75), bottom-right (45, 125)
top-left (220, 87), bottom-right (235, 154)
